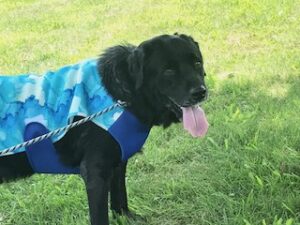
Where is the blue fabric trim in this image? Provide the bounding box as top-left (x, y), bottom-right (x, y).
top-left (24, 109), bottom-right (151, 173)
top-left (24, 122), bottom-right (80, 174)
top-left (108, 110), bottom-right (150, 161)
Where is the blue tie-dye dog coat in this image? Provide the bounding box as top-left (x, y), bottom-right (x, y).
top-left (0, 59), bottom-right (150, 173)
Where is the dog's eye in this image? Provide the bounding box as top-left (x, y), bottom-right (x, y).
top-left (194, 61), bottom-right (202, 70)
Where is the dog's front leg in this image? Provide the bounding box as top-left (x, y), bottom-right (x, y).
top-left (110, 160), bottom-right (129, 215)
top-left (80, 159), bottom-right (113, 225)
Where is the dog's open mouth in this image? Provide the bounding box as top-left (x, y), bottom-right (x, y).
top-left (167, 98), bottom-right (209, 137)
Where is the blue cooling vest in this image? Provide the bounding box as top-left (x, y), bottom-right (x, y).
top-left (0, 59), bottom-right (151, 173)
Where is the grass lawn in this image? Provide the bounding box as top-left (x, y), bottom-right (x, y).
top-left (0, 0), bottom-right (299, 224)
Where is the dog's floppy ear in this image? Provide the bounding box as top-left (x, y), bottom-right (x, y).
top-left (127, 47), bottom-right (144, 90)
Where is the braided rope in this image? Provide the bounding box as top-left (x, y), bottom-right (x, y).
top-left (0, 101), bottom-right (126, 157)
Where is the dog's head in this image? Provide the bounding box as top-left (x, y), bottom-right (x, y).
top-left (128, 33), bottom-right (207, 108)
top-left (100, 33), bottom-right (208, 129)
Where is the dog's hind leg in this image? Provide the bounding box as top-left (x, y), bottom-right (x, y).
top-left (110, 161), bottom-right (130, 215)
top-left (0, 152), bottom-right (34, 183)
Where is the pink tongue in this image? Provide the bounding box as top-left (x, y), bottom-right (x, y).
top-left (181, 106), bottom-right (209, 137)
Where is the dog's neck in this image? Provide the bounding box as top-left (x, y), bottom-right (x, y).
top-left (98, 45), bottom-right (179, 128)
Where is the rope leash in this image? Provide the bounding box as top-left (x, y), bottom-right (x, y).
top-left (0, 101), bottom-right (126, 157)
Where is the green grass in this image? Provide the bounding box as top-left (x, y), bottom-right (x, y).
top-left (0, 0), bottom-right (299, 224)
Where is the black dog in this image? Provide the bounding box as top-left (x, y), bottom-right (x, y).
top-left (0, 33), bottom-right (207, 225)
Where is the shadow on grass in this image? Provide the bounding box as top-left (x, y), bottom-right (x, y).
top-left (201, 73), bottom-right (300, 224)
top-left (125, 73), bottom-right (300, 225)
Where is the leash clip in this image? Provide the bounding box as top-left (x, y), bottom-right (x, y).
top-left (117, 100), bottom-right (128, 107)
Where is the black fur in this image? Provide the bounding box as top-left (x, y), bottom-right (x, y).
top-left (0, 33), bottom-right (207, 225)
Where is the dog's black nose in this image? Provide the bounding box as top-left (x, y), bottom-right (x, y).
top-left (190, 85), bottom-right (207, 98)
